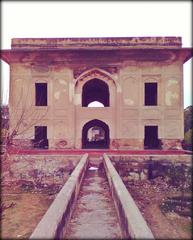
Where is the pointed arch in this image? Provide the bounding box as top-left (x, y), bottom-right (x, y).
top-left (82, 119), bottom-right (110, 149)
top-left (75, 67), bottom-right (118, 88)
top-left (82, 78), bottom-right (109, 107)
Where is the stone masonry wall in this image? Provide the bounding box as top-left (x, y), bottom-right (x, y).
top-left (3, 154), bottom-right (82, 187)
top-left (110, 154), bottom-right (192, 181)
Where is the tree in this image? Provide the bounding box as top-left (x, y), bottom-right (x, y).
top-left (183, 106), bottom-right (193, 150)
top-left (1, 92), bottom-right (49, 153)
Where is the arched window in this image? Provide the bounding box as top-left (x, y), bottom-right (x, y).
top-left (82, 79), bottom-right (109, 107)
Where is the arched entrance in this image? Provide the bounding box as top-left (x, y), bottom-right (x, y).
top-left (82, 119), bottom-right (110, 149)
top-left (82, 79), bottom-right (109, 107)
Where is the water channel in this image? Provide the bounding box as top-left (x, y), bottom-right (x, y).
top-left (64, 166), bottom-right (122, 239)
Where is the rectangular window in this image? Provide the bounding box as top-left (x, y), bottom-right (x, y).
top-left (144, 83), bottom-right (157, 106)
top-left (34, 126), bottom-right (48, 148)
top-left (35, 83), bottom-right (47, 106)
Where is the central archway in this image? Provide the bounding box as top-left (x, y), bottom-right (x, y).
top-left (82, 119), bottom-right (110, 149)
top-left (82, 79), bottom-right (109, 107)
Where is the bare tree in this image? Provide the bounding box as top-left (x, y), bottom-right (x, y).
top-left (1, 86), bottom-right (49, 153)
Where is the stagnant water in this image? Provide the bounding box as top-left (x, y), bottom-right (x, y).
top-left (64, 166), bottom-right (122, 239)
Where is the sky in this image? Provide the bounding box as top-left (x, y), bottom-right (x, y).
top-left (1, 1), bottom-right (192, 107)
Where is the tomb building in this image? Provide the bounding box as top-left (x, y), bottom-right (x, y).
top-left (1, 37), bottom-right (192, 150)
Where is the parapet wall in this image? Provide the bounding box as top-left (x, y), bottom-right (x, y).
top-left (103, 153), bottom-right (154, 239)
top-left (30, 153), bottom-right (88, 239)
top-left (11, 37), bottom-right (182, 49)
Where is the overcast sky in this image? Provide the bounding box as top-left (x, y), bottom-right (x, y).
top-left (1, 1), bottom-right (192, 107)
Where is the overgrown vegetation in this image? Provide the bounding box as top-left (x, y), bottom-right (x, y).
top-left (116, 159), bottom-right (192, 217)
top-left (183, 105), bottom-right (193, 150)
top-left (160, 195), bottom-right (192, 217)
top-left (159, 163), bottom-right (192, 217)
top-left (118, 160), bottom-right (192, 239)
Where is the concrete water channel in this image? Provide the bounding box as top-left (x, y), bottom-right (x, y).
top-left (64, 166), bottom-right (121, 239)
top-left (30, 153), bottom-right (154, 239)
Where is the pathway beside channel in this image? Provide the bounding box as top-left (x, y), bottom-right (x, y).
top-left (64, 166), bottom-right (122, 239)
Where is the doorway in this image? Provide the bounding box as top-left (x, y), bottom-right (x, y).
top-left (34, 126), bottom-right (48, 149)
top-left (144, 126), bottom-right (159, 149)
top-left (82, 119), bottom-right (110, 149)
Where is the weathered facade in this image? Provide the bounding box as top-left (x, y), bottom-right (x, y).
top-left (1, 37), bottom-right (192, 150)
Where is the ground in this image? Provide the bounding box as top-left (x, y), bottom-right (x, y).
top-left (2, 178), bottom-right (191, 240)
top-left (123, 177), bottom-right (192, 239)
top-left (1, 186), bottom-right (56, 239)
top-left (1, 158), bottom-right (192, 239)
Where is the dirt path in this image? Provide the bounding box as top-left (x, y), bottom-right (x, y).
top-left (1, 191), bottom-right (55, 239)
top-left (64, 167), bottom-right (122, 239)
top-left (145, 203), bottom-right (186, 239)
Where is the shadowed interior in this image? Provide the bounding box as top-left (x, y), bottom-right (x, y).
top-left (82, 119), bottom-right (110, 149)
top-left (82, 79), bottom-right (109, 107)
